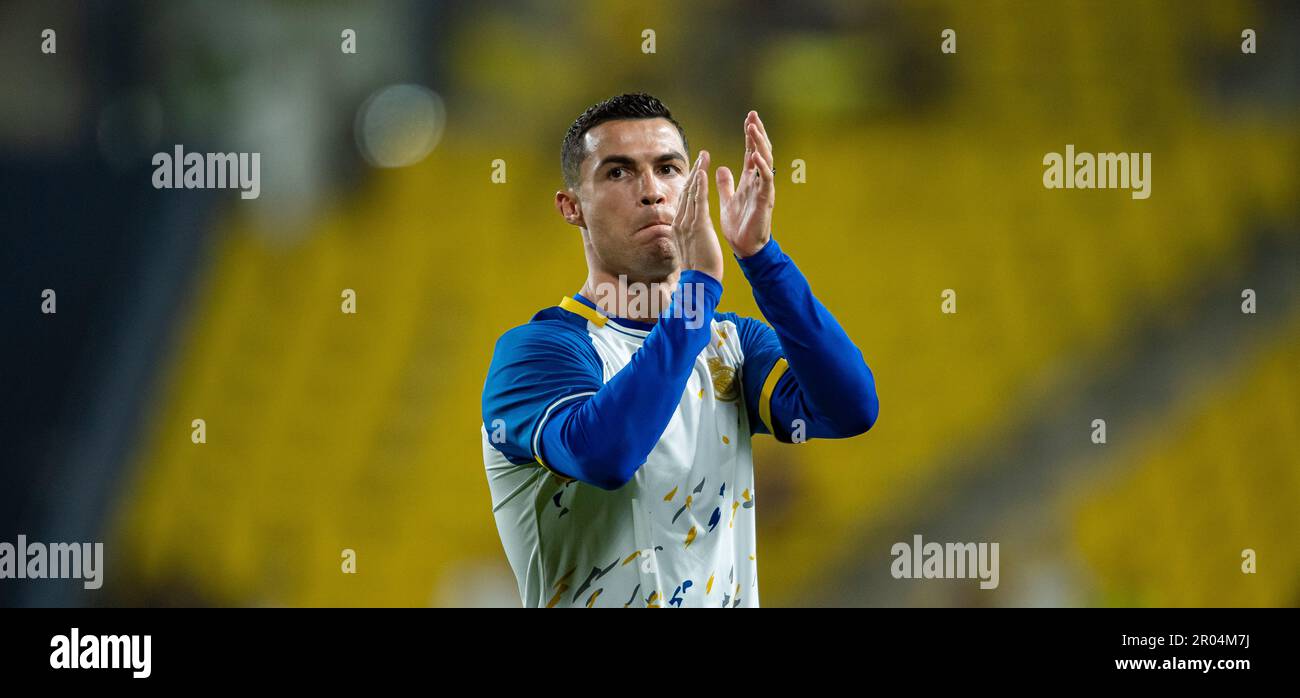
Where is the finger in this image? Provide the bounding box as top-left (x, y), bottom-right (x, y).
top-left (692, 163), bottom-right (707, 218)
top-left (715, 166), bottom-right (735, 209)
top-left (744, 149), bottom-right (764, 184)
top-left (759, 126), bottom-right (774, 171)
top-left (676, 151), bottom-right (702, 225)
top-left (743, 115), bottom-right (754, 170)
top-left (743, 111), bottom-right (759, 154)
top-left (683, 153), bottom-right (701, 225)
top-left (695, 151), bottom-right (711, 221)
top-left (753, 112), bottom-right (773, 155)
top-left (748, 123), bottom-right (773, 175)
top-left (755, 148), bottom-right (775, 186)
top-left (736, 152), bottom-right (759, 197)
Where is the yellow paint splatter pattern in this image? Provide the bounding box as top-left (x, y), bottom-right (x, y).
top-left (546, 567), bottom-right (576, 608)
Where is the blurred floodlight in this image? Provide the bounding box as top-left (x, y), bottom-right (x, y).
top-left (354, 84), bottom-right (446, 168)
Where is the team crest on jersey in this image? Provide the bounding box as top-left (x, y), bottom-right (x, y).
top-left (708, 357), bottom-right (740, 403)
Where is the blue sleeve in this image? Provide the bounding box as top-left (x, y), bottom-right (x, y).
top-left (482, 319), bottom-right (606, 470)
top-left (733, 237), bottom-right (879, 442)
top-left (538, 271), bottom-right (723, 490)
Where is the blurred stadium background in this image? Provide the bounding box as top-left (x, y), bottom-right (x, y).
top-left (1, 0), bottom-right (1296, 607)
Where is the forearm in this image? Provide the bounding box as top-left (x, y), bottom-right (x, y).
top-left (738, 238), bottom-right (878, 435)
top-left (539, 271), bottom-right (722, 489)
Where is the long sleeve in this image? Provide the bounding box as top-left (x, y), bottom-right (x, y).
top-left (732, 237), bottom-right (879, 441)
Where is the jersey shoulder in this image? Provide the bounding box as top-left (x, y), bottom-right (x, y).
top-left (491, 304), bottom-right (595, 357)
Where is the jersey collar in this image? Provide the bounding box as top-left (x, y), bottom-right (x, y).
top-left (560, 292), bottom-right (659, 333)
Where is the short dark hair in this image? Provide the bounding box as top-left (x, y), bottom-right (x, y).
top-left (561, 92), bottom-right (688, 190)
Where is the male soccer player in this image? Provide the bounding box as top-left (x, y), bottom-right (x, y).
top-left (481, 93), bottom-right (878, 608)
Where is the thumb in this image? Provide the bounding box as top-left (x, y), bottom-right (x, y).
top-left (716, 166), bottom-right (735, 209)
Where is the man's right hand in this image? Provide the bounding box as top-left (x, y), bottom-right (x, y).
top-left (673, 150), bottom-right (724, 284)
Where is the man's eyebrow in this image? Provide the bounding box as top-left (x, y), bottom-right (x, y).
top-left (594, 152), bottom-right (688, 170)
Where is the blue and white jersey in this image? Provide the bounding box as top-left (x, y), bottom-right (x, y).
top-left (480, 238), bottom-right (880, 608)
top-left (481, 294), bottom-right (784, 608)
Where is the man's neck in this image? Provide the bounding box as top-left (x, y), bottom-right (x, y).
top-left (579, 268), bottom-right (681, 324)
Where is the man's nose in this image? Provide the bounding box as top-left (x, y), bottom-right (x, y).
top-left (637, 171), bottom-right (666, 206)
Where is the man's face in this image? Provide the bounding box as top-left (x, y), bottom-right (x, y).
top-left (568, 117), bottom-right (690, 281)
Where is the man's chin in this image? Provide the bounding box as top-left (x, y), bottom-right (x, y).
top-left (623, 261), bottom-right (677, 285)
top-left (622, 231), bottom-right (670, 265)
top-left (644, 238), bottom-right (678, 276)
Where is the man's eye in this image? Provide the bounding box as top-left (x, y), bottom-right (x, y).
top-left (608, 167), bottom-right (624, 179)
top-left (660, 165), bottom-right (680, 175)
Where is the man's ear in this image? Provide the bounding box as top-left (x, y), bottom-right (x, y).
top-left (555, 189), bottom-right (585, 228)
